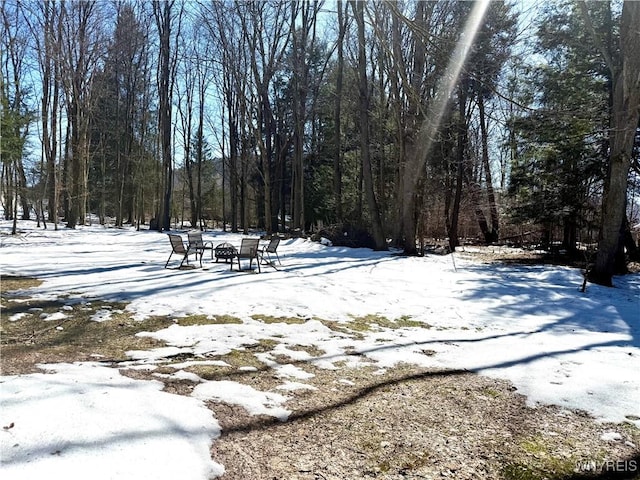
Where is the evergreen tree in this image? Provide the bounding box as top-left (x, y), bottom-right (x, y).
top-left (508, 1), bottom-right (609, 253)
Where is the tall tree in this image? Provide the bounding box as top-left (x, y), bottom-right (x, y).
top-left (153, 0), bottom-right (182, 231)
top-left (351, 0), bottom-right (386, 250)
top-left (290, 1), bottom-right (322, 232)
top-left (176, 27), bottom-right (213, 231)
top-left (176, 34), bottom-right (196, 228)
top-left (583, 1), bottom-right (640, 286)
top-left (386, 1), bottom-right (473, 253)
top-left (333, 0), bottom-right (348, 223)
top-left (507, 1), bottom-right (609, 253)
top-left (57, 0), bottom-right (104, 228)
top-left (1, 0), bottom-right (34, 229)
top-left (465, 1), bottom-right (517, 243)
top-left (202, 0), bottom-right (252, 233)
top-left (26, 0), bottom-right (62, 227)
top-left (236, 1), bottom-right (291, 234)
top-left (90, 3), bottom-right (149, 226)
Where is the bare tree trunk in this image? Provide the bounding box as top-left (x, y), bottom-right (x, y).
top-left (12, 168), bottom-right (18, 234)
top-left (291, 2), bottom-right (304, 232)
top-left (290, 1), bottom-right (321, 232)
top-left (583, 1), bottom-right (640, 285)
top-left (352, 0), bottom-right (386, 250)
top-left (178, 73), bottom-right (196, 227)
top-left (67, 96), bottom-right (81, 229)
top-left (260, 92), bottom-right (274, 234)
top-left (57, 1), bottom-right (99, 229)
top-left (333, 0), bottom-right (346, 223)
top-left (229, 97), bottom-right (239, 233)
top-left (448, 87), bottom-right (467, 252)
top-left (478, 94), bottom-right (499, 242)
top-left (388, 1), bottom-right (490, 254)
top-left (2, 4), bottom-right (31, 222)
top-left (154, 1), bottom-right (175, 231)
top-left (389, 7), bottom-right (406, 247)
top-left (196, 79), bottom-right (205, 230)
top-left (205, 1), bottom-right (243, 233)
top-left (398, 1), bottom-right (427, 254)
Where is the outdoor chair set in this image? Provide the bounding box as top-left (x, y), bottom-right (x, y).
top-left (164, 232), bottom-right (281, 273)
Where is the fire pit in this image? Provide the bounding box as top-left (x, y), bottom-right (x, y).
top-left (214, 242), bottom-right (237, 263)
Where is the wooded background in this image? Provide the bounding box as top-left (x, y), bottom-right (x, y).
top-left (1, 0), bottom-right (639, 285)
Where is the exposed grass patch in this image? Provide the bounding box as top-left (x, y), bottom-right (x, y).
top-left (176, 314), bottom-right (242, 326)
top-left (372, 450), bottom-right (431, 476)
top-left (1, 318), bottom-right (172, 374)
top-left (521, 437), bottom-right (549, 456)
top-left (503, 435), bottom-right (599, 480)
top-left (1, 275), bottom-right (43, 293)
top-left (346, 315), bottom-right (383, 332)
top-left (500, 463), bottom-right (541, 480)
top-left (185, 364), bottom-right (234, 381)
top-left (396, 315), bottom-right (430, 328)
top-left (213, 340), bottom-right (279, 370)
top-left (500, 459), bottom-right (579, 480)
top-left (347, 314), bottom-right (426, 331)
top-left (283, 344), bottom-right (326, 357)
top-left (1, 278), bottom-right (175, 374)
top-left (481, 386), bottom-right (502, 398)
top-left (319, 315), bottom-right (429, 337)
top-left (620, 422), bottom-right (640, 442)
top-left (1, 275), bottom-right (46, 325)
top-left (396, 451), bottom-right (432, 473)
top-left (319, 320), bottom-right (365, 338)
top-left (251, 314), bottom-right (307, 325)
top-left (214, 350), bottom-right (265, 370)
top-left (245, 338), bottom-right (279, 352)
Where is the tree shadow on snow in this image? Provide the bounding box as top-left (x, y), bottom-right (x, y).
top-left (453, 262), bottom-right (639, 349)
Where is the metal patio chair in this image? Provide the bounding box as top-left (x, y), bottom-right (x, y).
top-left (165, 233), bottom-right (202, 269)
top-left (260, 237), bottom-right (281, 266)
top-left (231, 238), bottom-right (261, 273)
top-left (187, 231), bottom-right (214, 260)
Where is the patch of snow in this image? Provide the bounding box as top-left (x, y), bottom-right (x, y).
top-left (192, 380), bottom-right (290, 421)
top-left (41, 311), bottom-right (67, 322)
top-left (0, 363), bottom-right (224, 479)
top-left (90, 309), bottom-right (113, 322)
top-left (276, 381), bottom-right (318, 391)
top-left (9, 312), bottom-right (29, 322)
top-left (600, 431), bottom-right (623, 442)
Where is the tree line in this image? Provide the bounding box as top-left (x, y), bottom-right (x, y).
top-left (1, 0), bottom-right (639, 286)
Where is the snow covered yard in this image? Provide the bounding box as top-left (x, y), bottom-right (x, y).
top-left (1, 222), bottom-right (639, 479)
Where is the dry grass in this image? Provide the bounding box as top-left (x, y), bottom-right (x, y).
top-left (1, 276), bottom-right (173, 374)
top-left (251, 314), bottom-right (308, 324)
top-left (208, 364), bottom-right (640, 480)
top-left (176, 314), bottom-right (243, 326)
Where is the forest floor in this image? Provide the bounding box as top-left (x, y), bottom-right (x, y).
top-left (2, 248), bottom-right (640, 480)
